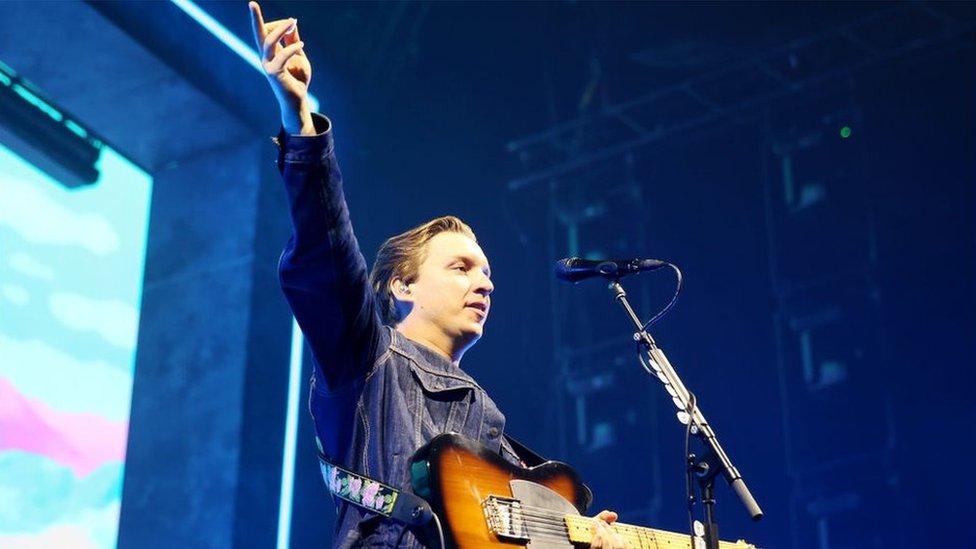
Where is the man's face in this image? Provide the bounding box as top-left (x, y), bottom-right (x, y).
top-left (400, 231), bottom-right (493, 346)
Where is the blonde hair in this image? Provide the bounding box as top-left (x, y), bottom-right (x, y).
top-left (370, 215), bottom-right (477, 325)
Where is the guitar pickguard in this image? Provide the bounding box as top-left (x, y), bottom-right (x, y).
top-left (509, 479), bottom-right (578, 549)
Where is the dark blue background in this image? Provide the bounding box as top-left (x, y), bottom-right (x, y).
top-left (5, 2), bottom-right (971, 548)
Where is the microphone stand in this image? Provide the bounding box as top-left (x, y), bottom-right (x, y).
top-left (607, 280), bottom-right (763, 549)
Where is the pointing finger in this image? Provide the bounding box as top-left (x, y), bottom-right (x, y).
top-left (248, 2), bottom-right (266, 52)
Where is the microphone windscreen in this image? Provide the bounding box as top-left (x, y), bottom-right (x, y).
top-left (553, 257), bottom-right (584, 282)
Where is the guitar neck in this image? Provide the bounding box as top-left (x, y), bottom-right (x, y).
top-left (564, 515), bottom-right (754, 549)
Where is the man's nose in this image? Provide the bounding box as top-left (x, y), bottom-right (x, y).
top-left (475, 274), bottom-right (494, 296)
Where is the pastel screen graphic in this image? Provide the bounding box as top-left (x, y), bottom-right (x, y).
top-left (0, 141), bottom-right (151, 548)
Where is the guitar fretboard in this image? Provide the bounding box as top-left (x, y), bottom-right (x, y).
top-left (564, 515), bottom-right (754, 549)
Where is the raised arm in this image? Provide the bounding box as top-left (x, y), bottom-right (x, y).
top-left (250, 2), bottom-right (381, 391)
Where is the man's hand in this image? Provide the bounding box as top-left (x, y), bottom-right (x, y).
top-left (248, 1), bottom-right (315, 135)
top-left (590, 510), bottom-right (631, 549)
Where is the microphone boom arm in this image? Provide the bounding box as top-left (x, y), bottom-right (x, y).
top-left (608, 281), bottom-right (763, 525)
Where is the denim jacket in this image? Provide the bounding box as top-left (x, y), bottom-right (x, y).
top-left (275, 114), bottom-right (522, 547)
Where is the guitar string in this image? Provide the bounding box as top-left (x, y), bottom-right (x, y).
top-left (509, 511), bottom-right (652, 546)
top-left (508, 524), bottom-right (660, 548)
top-left (513, 508), bottom-right (640, 536)
top-left (491, 501), bottom-right (740, 547)
top-left (519, 505), bottom-right (681, 543)
top-left (514, 504), bottom-right (648, 532)
top-left (507, 515), bottom-right (565, 531)
top-left (519, 514), bottom-right (652, 548)
top-left (507, 506), bottom-right (692, 546)
top-left (515, 518), bottom-right (647, 548)
top-left (495, 512), bottom-right (571, 539)
top-left (504, 513), bottom-right (568, 533)
top-left (521, 511), bottom-right (729, 548)
top-left (502, 516), bottom-right (571, 543)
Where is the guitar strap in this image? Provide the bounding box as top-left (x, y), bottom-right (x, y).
top-left (503, 433), bottom-right (547, 467)
top-left (314, 434), bottom-right (544, 528)
top-left (316, 447), bottom-right (434, 528)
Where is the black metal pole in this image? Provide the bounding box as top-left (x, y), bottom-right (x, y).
top-left (701, 480), bottom-right (719, 549)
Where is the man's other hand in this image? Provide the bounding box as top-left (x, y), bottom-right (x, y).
top-left (590, 510), bottom-right (631, 549)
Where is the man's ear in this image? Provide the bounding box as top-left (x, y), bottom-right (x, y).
top-left (390, 277), bottom-right (413, 303)
top-left (390, 277), bottom-right (414, 320)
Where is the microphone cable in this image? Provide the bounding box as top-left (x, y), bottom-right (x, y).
top-left (641, 261), bottom-right (683, 330)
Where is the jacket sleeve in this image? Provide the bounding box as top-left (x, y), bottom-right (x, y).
top-left (275, 113), bottom-right (382, 392)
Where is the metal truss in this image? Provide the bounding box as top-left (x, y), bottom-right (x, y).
top-left (506, 4), bottom-right (976, 191)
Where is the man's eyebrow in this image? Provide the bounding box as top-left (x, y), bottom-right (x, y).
top-left (447, 255), bottom-right (491, 273)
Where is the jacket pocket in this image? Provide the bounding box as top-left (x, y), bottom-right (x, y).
top-left (408, 363), bottom-right (475, 440)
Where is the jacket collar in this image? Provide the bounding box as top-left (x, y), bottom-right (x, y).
top-left (388, 327), bottom-right (480, 387)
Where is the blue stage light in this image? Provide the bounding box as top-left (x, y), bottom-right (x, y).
top-left (169, 3), bottom-right (319, 548)
top-left (170, 0), bottom-right (320, 112)
top-left (277, 319), bottom-right (305, 549)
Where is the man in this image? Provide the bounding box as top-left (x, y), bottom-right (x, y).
top-left (248, 3), bottom-right (628, 547)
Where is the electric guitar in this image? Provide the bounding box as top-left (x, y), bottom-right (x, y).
top-left (410, 433), bottom-right (756, 548)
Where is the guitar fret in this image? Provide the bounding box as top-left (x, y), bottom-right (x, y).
top-left (611, 522), bottom-right (650, 548)
top-left (564, 514), bottom-right (749, 549)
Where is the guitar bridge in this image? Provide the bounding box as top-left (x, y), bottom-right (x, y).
top-left (483, 495), bottom-right (529, 543)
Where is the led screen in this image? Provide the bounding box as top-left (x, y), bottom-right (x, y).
top-left (0, 141), bottom-right (151, 548)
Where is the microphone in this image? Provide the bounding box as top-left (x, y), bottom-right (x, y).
top-left (554, 257), bottom-right (667, 283)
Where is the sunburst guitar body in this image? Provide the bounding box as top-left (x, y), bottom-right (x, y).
top-left (410, 433), bottom-right (756, 549)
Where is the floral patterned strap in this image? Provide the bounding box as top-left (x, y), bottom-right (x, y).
top-left (320, 461), bottom-right (400, 516)
top-left (317, 454), bottom-right (434, 527)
